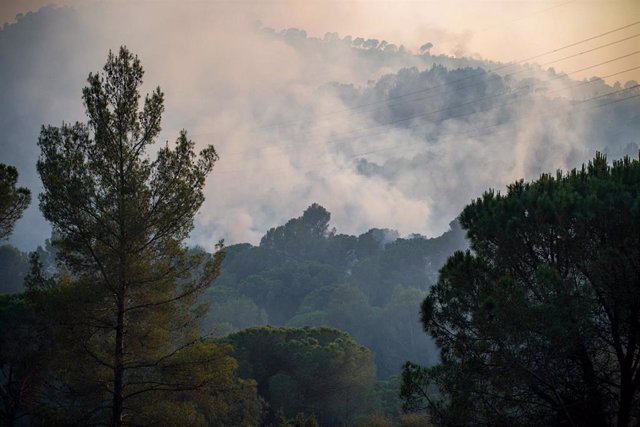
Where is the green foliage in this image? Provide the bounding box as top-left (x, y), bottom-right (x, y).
top-left (0, 245), bottom-right (29, 293)
top-left (354, 413), bottom-right (394, 427)
top-left (0, 294), bottom-right (51, 425)
top-left (408, 153), bottom-right (640, 426)
top-left (371, 376), bottom-right (404, 418)
top-left (400, 362), bottom-right (441, 416)
top-left (270, 408), bottom-right (319, 427)
top-left (239, 260), bottom-right (343, 324)
top-left (205, 287), bottom-right (268, 334)
top-left (260, 203), bottom-right (334, 260)
top-left (0, 164), bottom-right (31, 240)
top-left (225, 326), bottom-right (376, 426)
top-left (208, 206), bottom-right (467, 379)
top-left (397, 412), bottom-right (433, 427)
top-left (29, 46), bottom-right (261, 425)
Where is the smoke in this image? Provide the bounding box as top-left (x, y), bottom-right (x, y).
top-left (1, 3), bottom-right (638, 250)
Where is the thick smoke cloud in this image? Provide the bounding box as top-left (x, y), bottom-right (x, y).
top-left (1, 3), bottom-right (638, 250)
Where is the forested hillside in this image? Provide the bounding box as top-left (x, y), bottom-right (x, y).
top-left (1, 202), bottom-right (467, 380)
top-left (203, 203), bottom-right (467, 378)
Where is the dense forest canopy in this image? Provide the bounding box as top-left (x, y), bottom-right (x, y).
top-left (204, 203), bottom-right (467, 379)
top-left (225, 326), bottom-right (376, 425)
top-left (1, 202), bottom-right (468, 381)
top-left (403, 153), bottom-right (640, 426)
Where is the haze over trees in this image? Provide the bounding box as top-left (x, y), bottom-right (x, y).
top-left (402, 153), bottom-right (640, 426)
top-left (1, 5), bottom-right (639, 426)
top-left (204, 203), bottom-right (468, 379)
top-left (0, 41), bottom-right (464, 425)
top-left (1, 45), bottom-right (438, 426)
top-left (0, 245), bottom-right (29, 293)
top-left (2, 5), bottom-right (638, 250)
top-left (0, 163), bottom-right (30, 240)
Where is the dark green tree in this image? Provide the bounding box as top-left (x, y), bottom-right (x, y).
top-left (0, 294), bottom-right (51, 426)
top-left (208, 204), bottom-right (460, 379)
top-left (0, 245), bottom-right (29, 293)
top-left (0, 164), bottom-right (30, 240)
top-left (33, 46), bottom-right (246, 426)
top-left (239, 260), bottom-right (342, 324)
top-left (260, 203), bottom-right (334, 259)
top-left (225, 326), bottom-right (376, 425)
top-left (405, 154), bottom-right (640, 426)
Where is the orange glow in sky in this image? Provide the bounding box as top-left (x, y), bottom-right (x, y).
top-left (3, 0), bottom-right (638, 83)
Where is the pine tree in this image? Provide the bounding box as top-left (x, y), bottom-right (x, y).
top-left (0, 164), bottom-right (31, 240)
top-left (404, 153), bottom-right (640, 426)
top-left (33, 46), bottom-right (240, 425)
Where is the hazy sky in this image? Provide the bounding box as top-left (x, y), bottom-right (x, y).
top-left (1, 0), bottom-right (639, 250)
top-left (2, 0), bottom-right (639, 83)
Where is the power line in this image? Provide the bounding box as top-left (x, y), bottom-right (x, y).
top-left (324, 84), bottom-right (639, 158)
top-left (213, 68), bottom-right (639, 173)
top-left (302, 50), bottom-right (640, 141)
top-left (215, 55), bottom-right (639, 167)
top-left (248, 32), bottom-right (640, 138)
top-left (250, 21), bottom-right (640, 131)
top-left (330, 33), bottom-right (640, 125)
top-left (190, 23), bottom-right (640, 169)
top-left (212, 85), bottom-right (640, 176)
top-left (193, 24), bottom-right (640, 176)
top-left (514, 21), bottom-right (640, 65)
top-left (350, 92), bottom-right (640, 161)
top-left (341, 51), bottom-right (640, 136)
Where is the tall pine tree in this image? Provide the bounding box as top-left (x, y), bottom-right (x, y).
top-left (0, 164), bottom-right (31, 240)
top-left (33, 47), bottom-right (250, 425)
top-left (404, 153), bottom-right (640, 426)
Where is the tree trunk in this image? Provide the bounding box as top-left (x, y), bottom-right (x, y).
top-left (617, 372), bottom-right (633, 427)
top-left (112, 295), bottom-right (125, 427)
top-left (577, 345), bottom-right (608, 426)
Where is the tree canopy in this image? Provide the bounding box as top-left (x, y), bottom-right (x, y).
top-left (0, 245), bottom-right (29, 293)
top-left (404, 153), bottom-right (640, 426)
top-left (0, 164), bottom-right (30, 240)
top-left (225, 326), bottom-right (376, 425)
top-left (29, 46), bottom-right (259, 426)
top-left (0, 294), bottom-right (51, 425)
top-left (203, 205), bottom-right (466, 378)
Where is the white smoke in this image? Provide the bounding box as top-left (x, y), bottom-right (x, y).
top-left (1, 3), bottom-right (638, 251)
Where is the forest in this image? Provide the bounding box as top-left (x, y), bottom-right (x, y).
top-left (0, 32), bottom-right (639, 427)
